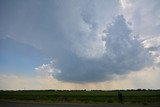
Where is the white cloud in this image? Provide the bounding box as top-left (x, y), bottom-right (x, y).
top-left (142, 36), bottom-right (160, 65)
top-left (122, 0), bottom-right (160, 38)
top-left (35, 60), bottom-right (61, 78)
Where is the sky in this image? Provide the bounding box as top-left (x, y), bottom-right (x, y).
top-left (0, 0), bottom-right (160, 90)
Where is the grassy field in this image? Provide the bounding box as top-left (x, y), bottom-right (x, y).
top-left (0, 90), bottom-right (160, 105)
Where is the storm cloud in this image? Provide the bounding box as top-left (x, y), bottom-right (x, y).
top-left (50, 15), bottom-right (152, 83)
top-left (0, 0), bottom-right (155, 83)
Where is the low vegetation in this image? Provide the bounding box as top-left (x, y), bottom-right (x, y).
top-left (0, 89), bottom-right (160, 105)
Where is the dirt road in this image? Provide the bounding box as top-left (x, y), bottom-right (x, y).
top-left (0, 101), bottom-right (159, 107)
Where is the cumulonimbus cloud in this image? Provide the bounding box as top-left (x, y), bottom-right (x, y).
top-left (49, 15), bottom-right (152, 83)
top-left (1, 0), bottom-right (155, 84)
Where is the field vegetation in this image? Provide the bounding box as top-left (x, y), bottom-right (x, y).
top-left (0, 89), bottom-right (160, 105)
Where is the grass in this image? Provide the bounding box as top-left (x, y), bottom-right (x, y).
top-left (0, 90), bottom-right (160, 105)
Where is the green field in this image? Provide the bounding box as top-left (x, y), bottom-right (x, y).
top-left (0, 90), bottom-right (160, 105)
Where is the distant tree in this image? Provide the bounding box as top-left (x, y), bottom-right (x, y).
top-left (137, 88), bottom-right (142, 91)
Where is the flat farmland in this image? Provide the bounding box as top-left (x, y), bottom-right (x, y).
top-left (0, 90), bottom-right (160, 105)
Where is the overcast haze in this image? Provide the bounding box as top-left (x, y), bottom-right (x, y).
top-left (0, 0), bottom-right (160, 90)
